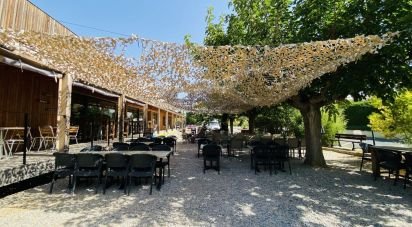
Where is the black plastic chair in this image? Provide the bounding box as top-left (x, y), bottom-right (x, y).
top-left (127, 154), bottom-right (157, 195)
top-left (271, 145), bottom-right (292, 174)
top-left (80, 145), bottom-right (103, 152)
top-left (129, 143), bottom-right (150, 151)
top-left (203, 144), bottom-right (222, 174)
top-left (153, 137), bottom-right (163, 145)
top-left (375, 148), bottom-right (404, 185)
top-left (163, 137), bottom-right (176, 154)
top-left (49, 153), bottom-right (76, 194)
top-left (152, 144), bottom-right (172, 182)
top-left (404, 153), bottom-right (412, 189)
top-left (103, 153), bottom-right (129, 194)
top-left (112, 142), bottom-right (129, 151)
top-left (253, 145), bottom-right (274, 175)
top-left (197, 138), bottom-right (211, 158)
top-left (359, 143), bottom-right (372, 171)
top-left (72, 153), bottom-right (104, 194)
top-left (137, 137), bottom-right (153, 142)
top-left (249, 141), bottom-right (264, 169)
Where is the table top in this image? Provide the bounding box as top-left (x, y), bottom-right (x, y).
top-left (0, 127), bottom-right (25, 131)
top-left (372, 145), bottom-right (412, 153)
top-left (70, 150), bottom-right (172, 159)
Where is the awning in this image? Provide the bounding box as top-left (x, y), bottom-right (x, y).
top-left (0, 55), bottom-right (62, 79)
top-left (73, 82), bottom-right (120, 98)
top-left (126, 97), bottom-right (145, 107)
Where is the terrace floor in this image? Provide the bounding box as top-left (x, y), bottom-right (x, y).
top-left (0, 143), bottom-right (411, 226)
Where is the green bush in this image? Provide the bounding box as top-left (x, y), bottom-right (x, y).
top-left (369, 91), bottom-right (412, 144)
top-left (321, 107), bottom-right (347, 146)
top-left (344, 101), bottom-right (377, 130)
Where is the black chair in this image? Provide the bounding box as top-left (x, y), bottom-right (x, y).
top-left (359, 143), bottom-right (372, 171)
top-left (271, 145), bottom-right (292, 174)
top-left (152, 144), bottom-right (172, 182)
top-left (249, 141), bottom-right (264, 169)
top-left (375, 148), bottom-right (404, 185)
top-left (72, 153), bottom-right (104, 194)
top-left (129, 143), bottom-right (150, 151)
top-left (197, 138), bottom-right (211, 158)
top-left (153, 137), bottom-right (163, 145)
top-left (103, 153), bottom-right (129, 194)
top-left (127, 154), bottom-right (157, 195)
top-left (203, 144), bottom-right (221, 174)
top-left (404, 153), bottom-right (412, 189)
top-left (112, 142), bottom-right (129, 151)
top-left (137, 137), bottom-right (153, 143)
top-left (163, 137), bottom-right (176, 154)
top-left (253, 145), bottom-right (274, 175)
top-left (49, 153), bottom-right (75, 194)
top-left (80, 145), bottom-right (103, 152)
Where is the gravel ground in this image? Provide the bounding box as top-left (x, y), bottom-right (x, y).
top-left (0, 143), bottom-right (411, 226)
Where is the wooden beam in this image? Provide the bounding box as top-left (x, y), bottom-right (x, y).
top-left (117, 94), bottom-right (125, 142)
top-left (165, 111), bottom-right (169, 132)
top-left (56, 74), bottom-right (72, 152)
top-left (143, 104), bottom-right (148, 134)
top-left (157, 108), bottom-right (161, 133)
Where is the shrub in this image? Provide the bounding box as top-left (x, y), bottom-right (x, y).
top-left (344, 101), bottom-right (377, 130)
top-left (321, 107), bottom-right (347, 146)
top-left (368, 91), bottom-right (412, 144)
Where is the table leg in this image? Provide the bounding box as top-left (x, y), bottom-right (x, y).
top-left (371, 147), bottom-right (380, 178)
top-left (157, 158), bottom-right (163, 190)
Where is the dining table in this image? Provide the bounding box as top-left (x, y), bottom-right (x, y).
top-left (71, 149), bottom-right (173, 190)
top-left (369, 145), bottom-right (412, 178)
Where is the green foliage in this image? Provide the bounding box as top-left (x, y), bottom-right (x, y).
top-left (255, 104), bottom-right (303, 137)
top-left (369, 91), bottom-right (412, 144)
top-left (344, 101), bottom-right (377, 130)
top-left (234, 116), bottom-right (249, 129)
top-left (321, 107), bottom-right (347, 146)
top-left (186, 112), bottom-right (208, 125)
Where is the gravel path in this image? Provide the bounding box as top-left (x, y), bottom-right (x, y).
top-left (0, 143), bottom-right (411, 226)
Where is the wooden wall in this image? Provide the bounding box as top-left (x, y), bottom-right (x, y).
top-left (0, 63), bottom-right (58, 131)
top-left (0, 0), bottom-right (75, 35)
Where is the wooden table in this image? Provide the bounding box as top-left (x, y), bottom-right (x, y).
top-left (71, 150), bottom-right (172, 190)
top-left (370, 146), bottom-right (412, 177)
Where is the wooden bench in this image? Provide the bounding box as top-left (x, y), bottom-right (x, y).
top-left (334, 133), bottom-right (367, 150)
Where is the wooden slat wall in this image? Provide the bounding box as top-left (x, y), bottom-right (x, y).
top-left (0, 63), bottom-right (58, 132)
top-left (0, 0), bottom-right (75, 36)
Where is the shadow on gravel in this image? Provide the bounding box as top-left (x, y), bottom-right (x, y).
top-left (1, 145), bottom-right (411, 226)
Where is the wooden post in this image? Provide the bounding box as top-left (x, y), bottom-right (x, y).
top-left (166, 111), bottom-right (169, 132)
top-left (23, 113), bottom-right (28, 165)
top-left (117, 94), bottom-right (125, 142)
top-left (56, 74), bottom-right (72, 152)
top-left (143, 104), bottom-right (148, 136)
top-left (157, 108), bottom-right (161, 134)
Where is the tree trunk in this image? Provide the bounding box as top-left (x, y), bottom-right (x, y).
top-left (229, 116), bottom-right (234, 135)
top-left (221, 113), bottom-right (229, 132)
top-left (300, 104), bottom-right (327, 167)
top-left (247, 112), bottom-right (256, 133)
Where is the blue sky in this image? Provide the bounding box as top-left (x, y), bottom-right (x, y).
top-left (30, 0), bottom-right (231, 44)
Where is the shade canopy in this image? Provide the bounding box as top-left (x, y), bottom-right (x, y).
top-left (0, 29), bottom-right (395, 114)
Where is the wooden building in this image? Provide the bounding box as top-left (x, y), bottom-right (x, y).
top-left (0, 0), bottom-right (184, 153)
